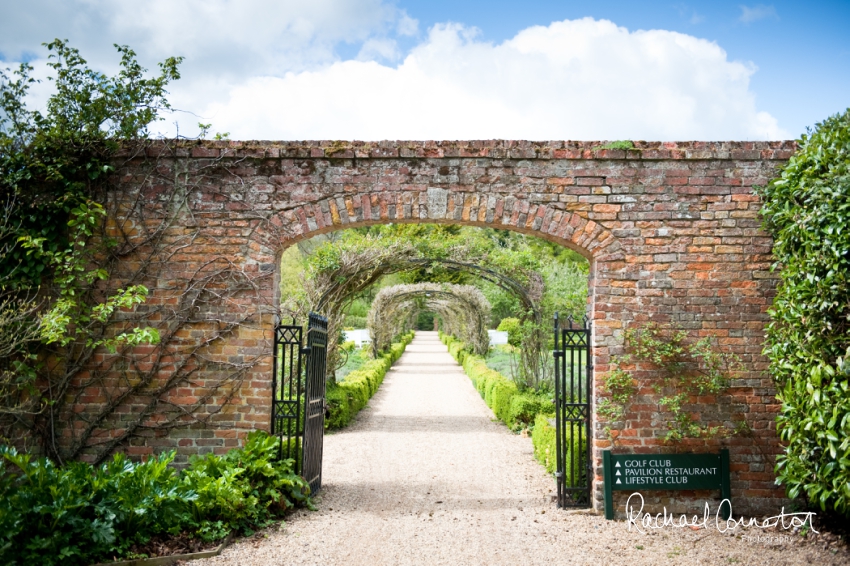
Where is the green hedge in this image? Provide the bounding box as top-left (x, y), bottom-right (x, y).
top-left (0, 431), bottom-right (310, 566)
top-left (758, 108), bottom-right (850, 515)
top-left (532, 413), bottom-right (557, 474)
top-left (326, 331), bottom-right (414, 430)
top-left (440, 332), bottom-right (560, 473)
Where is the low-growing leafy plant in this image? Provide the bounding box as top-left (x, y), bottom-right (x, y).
top-left (0, 447), bottom-right (190, 565)
top-left (182, 430), bottom-right (311, 539)
top-left (0, 430), bottom-right (310, 565)
top-left (591, 140), bottom-right (635, 151)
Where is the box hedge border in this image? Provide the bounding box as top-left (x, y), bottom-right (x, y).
top-left (325, 331), bottom-right (415, 430)
top-left (439, 332), bottom-right (559, 474)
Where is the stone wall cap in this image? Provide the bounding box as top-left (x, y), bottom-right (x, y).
top-left (116, 139), bottom-right (797, 160)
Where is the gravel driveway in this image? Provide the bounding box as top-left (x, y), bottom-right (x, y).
top-left (198, 332), bottom-right (847, 565)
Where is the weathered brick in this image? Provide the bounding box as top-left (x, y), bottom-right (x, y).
top-left (80, 139), bottom-right (796, 516)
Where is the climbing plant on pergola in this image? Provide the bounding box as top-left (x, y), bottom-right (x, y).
top-left (293, 231), bottom-right (548, 384)
top-left (368, 283), bottom-right (491, 356)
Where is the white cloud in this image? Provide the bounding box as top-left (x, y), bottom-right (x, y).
top-left (0, 0), bottom-right (413, 136)
top-left (357, 38), bottom-right (400, 62)
top-left (396, 13), bottom-right (419, 37)
top-left (198, 19), bottom-right (789, 141)
top-left (738, 5), bottom-right (779, 24)
top-left (1, 5), bottom-right (787, 141)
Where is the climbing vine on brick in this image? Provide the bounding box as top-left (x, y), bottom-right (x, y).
top-left (600, 322), bottom-right (744, 444)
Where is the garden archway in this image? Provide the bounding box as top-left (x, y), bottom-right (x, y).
top-left (72, 139), bottom-right (790, 516)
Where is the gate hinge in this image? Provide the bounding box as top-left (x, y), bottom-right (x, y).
top-left (555, 472), bottom-right (563, 478)
top-left (300, 346), bottom-right (312, 355)
top-left (553, 351), bottom-right (563, 358)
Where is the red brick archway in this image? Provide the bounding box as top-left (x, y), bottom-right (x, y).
top-left (96, 139), bottom-right (792, 514)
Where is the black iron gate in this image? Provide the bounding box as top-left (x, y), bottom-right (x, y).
top-left (301, 313), bottom-right (327, 493)
top-left (552, 313), bottom-right (593, 508)
top-left (271, 312), bottom-right (328, 494)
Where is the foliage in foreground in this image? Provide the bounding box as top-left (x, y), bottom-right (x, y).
top-left (757, 108), bottom-right (850, 515)
top-left (0, 431), bottom-right (310, 566)
top-left (325, 331), bottom-right (415, 429)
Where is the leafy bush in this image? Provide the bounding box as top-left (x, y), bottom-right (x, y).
top-left (0, 431), bottom-right (310, 565)
top-left (757, 108), bottom-right (850, 515)
top-left (508, 393), bottom-right (551, 426)
top-left (496, 317), bottom-right (522, 347)
top-left (531, 414), bottom-right (557, 474)
top-left (181, 431), bottom-right (310, 540)
top-left (325, 331), bottom-right (414, 429)
top-left (0, 448), bottom-right (187, 565)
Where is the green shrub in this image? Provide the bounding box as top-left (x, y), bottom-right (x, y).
top-left (326, 331), bottom-right (414, 430)
top-left (508, 393), bottom-right (551, 426)
top-left (182, 430), bottom-right (310, 539)
top-left (532, 413), bottom-right (557, 474)
top-left (0, 448), bottom-right (187, 565)
top-left (496, 317), bottom-right (522, 347)
top-left (758, 108), bottom-right (850, 515)
top-left (0, 430), bottom-right (309, 566)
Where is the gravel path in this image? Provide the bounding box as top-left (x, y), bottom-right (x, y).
top-left (199, 332), bottom-right (847, 565)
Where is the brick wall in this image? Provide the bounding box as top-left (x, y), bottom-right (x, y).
top-left (95, 139), bottom-right (792, 515)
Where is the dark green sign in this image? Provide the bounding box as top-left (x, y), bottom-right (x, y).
top-left (603, 449), bottom-right (730, 520)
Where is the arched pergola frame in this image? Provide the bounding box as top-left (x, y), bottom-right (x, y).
top-left (368, 283), bottom-right (491, 356)
top-left (298, 236), bottom-right (545, 383)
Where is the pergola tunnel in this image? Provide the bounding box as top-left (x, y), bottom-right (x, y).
top-left (368, 283), bottom-right (491, 357)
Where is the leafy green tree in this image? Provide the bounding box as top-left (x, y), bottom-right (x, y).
top-left (1, 39), bottom-right (182, 286)
top-left (758, 108), bottom-right (850, 515)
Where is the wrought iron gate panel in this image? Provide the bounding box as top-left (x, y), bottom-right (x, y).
top-left (301, 312), bottom-right (328, 494)
top-left (553, 313), bottom-right (592, 508)
top-left (270, 312), bottom-right (328, 494)
top-left (271, 321), bottom-right (303, 470)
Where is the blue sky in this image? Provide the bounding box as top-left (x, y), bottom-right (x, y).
top-left (396, 0), bottom-right (849, 138)
top-left (0, 0), bottom-right (847, 141)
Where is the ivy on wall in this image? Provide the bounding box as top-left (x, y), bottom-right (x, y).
top-left (598, 322), bottom-right (746, 444)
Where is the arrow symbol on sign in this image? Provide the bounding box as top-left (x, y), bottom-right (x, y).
top-left (615, 462), bottom-right (621, 468)
top-left (616, 470), bottom-right (621, 476)
top-left (616, 478), bottom-right (622, 484)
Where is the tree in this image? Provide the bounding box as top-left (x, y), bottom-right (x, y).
top-left (758, 108), bottom-right (850, 516)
